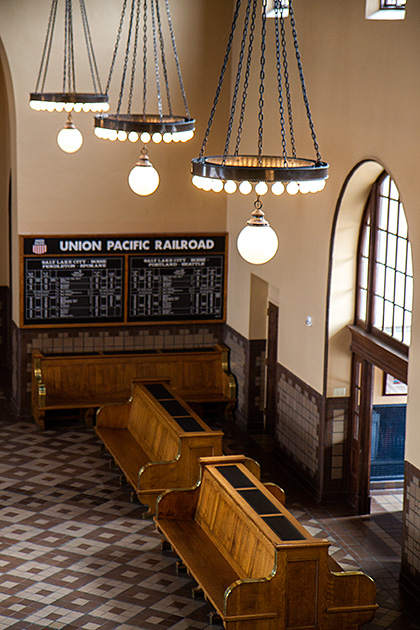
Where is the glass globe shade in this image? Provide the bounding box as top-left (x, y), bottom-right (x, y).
top-left (57, 125), bottom-right (83, 153)
top-left (271, 181), bottom-right (285, 195)
top-left (224, 180), bottom-right (237, 194)
top-left (237, 224), bottom-right (278, 265)
top-left (128, 163), bottom-right (160, 196)
top-left (286, 181), bottom-right (299, 195)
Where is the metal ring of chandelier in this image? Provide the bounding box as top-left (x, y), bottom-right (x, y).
top-left (94, 113), bottom-right (195, 142)
top-left (30, 92), bottom-right (109, 112)
top-left (191, 155), bottom-right (328, 183)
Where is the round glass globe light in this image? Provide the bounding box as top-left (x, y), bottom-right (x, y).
top-left (237, 224), bottom-right (278, 265)
top-left (57, 126), bottom-right (83, 153)
top-left (128, 163), bottom-right (160, 196)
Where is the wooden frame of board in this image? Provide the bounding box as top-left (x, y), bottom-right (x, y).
top-left (20, 234), bottom-right (227, 328)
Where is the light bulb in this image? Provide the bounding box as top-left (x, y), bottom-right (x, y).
top-left (237, 224), bottom-right (278, 264)
top-left (152, 132), bottom-right (162, 143)
top-left (141, 132), bottom-right (151, 143)
top-left (163, 133), bottom-right (172, 143)
top-left (211, 179), bottom-right (224, 193)
top-left (224, 180), bottom-right (237, 194)
top-left (117, 130), bottom-right (127, 141)
top-left (286, 181), bottom-right (299, 195)
top-left (128, 132), bottom-right (139, 142)
top-left (128, 149), bottom-right (159, 196)
top-left (271, 182), bottom-right (285, 195)
top-left (239, 181), bottom-right (252, 195)
top-left (56, 116), bottom-right (83, 153)
top-left (255, 181), bottom-right (268, 195)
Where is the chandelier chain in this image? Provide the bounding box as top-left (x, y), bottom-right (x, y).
top-left (35, 0), bottom-right (59, 93)
top-left (289, 0), bottom-right (321, 161)
top-left (155, 0), bottom-right (172, 116)
top-left (63, 0), bottom-right (77, 93)
top-left (234, 0), bottom-right (257, 156)
top-left (280, 11), bottom-right (296, 157)
top-left (150, 0), bottom-right (163, 118)
top-left (258, 0), bottom-right (267, 160)
top-left (164, 0), bottom-right (190, 118)
top-left (223, 0), bottom-right (252, 160)
top-left (143, 0), bottom-right (147, 115)
top-left (105, 0), bottom-right (129, 95)
top-left (128, 0), bottom-right (141, 114)
top-left (274, 0), bottom-right (288, 162)
top-left (199, 0), bottom-right (242, 158)
top-left (79, 0), bottom-right (102, 94)
top-left (116, 0), bottom-right (137, 115)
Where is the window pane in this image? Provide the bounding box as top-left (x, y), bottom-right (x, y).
top-left (403, 310), bottom-right (412, 345)
top-left (377, 229), bottom-right (387, 264)
top-left (394, 305), bottom-right (403, 341)
top-left (360, 256), bottom-right (369, 289)
top-left (385, 267), bottom-right (395, 302)
top-left (396, 237), bottom-right (407, 273)
top-left (373, 295), bottom-right (384, 329)
top-left (386, 233), bottom-right (397, 267)
top-left (375, 263), bottom-right (385, 297)
top-left (407, 245), bottom-right (413, 276)
top-left (389, 178), bottom-right (400, 200)
top-left (378, 197), bottom-right (389, 231)
top-left (383, 300), bottom-right (393, 335)
top-left (358, 289), bottom-right (367, 322)
top-left (398, 208), bottom-right (408, 239)
top-left (380, 175), bottom-right (390, 197)
top-left (405, 276), bottom-right (413, 311)
top-left (388, 199), bottom-right (399, 234)
top-left (395, 272), bottom-right (405, 307)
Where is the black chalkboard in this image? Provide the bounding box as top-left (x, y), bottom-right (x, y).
top-left (21, 234), bottom-right (227, 327)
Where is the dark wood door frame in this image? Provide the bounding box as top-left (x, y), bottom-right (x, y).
top-left (348, 325), bottom-right (408, 514)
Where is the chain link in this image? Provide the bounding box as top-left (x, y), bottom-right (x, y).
top-left (128, 0), bottom-right (141, 114)
top-left (155, 0), bottom-right (172, 115)
top-left (274, 0), bottom-right (288, 163)
top-left (234, 0), bottom-right (257, 156)
top-left (116, 0), bottom-right (136, 115)
top-left (164, 0), bottom-right (190, 118)
top-left (280, 9), bottom-right (296, 157)
top-left (223, 0), bottom-right (252, 160)
top-left (79, 0), bottom-right (102, 94)
top-left (105, 0), bottom-right (129, 95)
top-left (289, 0), bottom-right (321, 161)
top-left (199, 0), bottom-right (242, 158)
top-left (35, 0), bottom-right (58, 92)
top-left (257, 0), bottom-right (267, 160)
top-left (150, 0), bottom-right (163, 118)
top-left (143, 0), bottom-right (147, 116)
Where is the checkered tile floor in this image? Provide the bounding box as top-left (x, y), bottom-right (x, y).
top-left (0, 398), bottom-right (418, 629)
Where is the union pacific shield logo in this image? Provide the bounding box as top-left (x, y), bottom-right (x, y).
top-left (32, 239), bottom-right (47, 255)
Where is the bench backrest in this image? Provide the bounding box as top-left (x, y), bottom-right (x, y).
top-left (126, 381), bottom-right (219, 464)
top-left (195, 463), bottom-right (279, 580)
top-left (32, 345), bottom-right (234, 400)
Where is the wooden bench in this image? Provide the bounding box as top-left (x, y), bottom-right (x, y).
top-left (31, 344), bottom-right (236, 429)
top-left (95, 380), bottom-right (225, 516)
top-left (155, 457), bottom-right (378, 630)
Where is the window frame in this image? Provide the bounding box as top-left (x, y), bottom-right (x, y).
top-left (355, 171), bottom-right (411, 355)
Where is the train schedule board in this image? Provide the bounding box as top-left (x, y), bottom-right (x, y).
top-left (20, 234), bottom-right (227, 328)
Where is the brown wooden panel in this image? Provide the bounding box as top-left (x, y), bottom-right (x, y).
top-left (286, 559), bottom-right (318, 628)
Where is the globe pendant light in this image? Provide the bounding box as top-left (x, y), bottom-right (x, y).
top-left (128, 147), bottom-right (160, 195)
top-left (94, 0), bottom-right (195, 195)
top-left (237, 198), bottom-right (278, 264)
top-left (191, 0), bottom-right (328, 196)
top-left (29, 0), bottom-right (109, 153)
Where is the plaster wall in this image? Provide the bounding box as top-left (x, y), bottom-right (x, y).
top-left (225, 0), bottom-right (420, 449)
top-left (0, 0), bottom-right (233, 323)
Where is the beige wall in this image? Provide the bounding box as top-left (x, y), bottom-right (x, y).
top-left (0, 0), bottom-right (233, 319)
top-left (1, 0), bottom-right (420, 468)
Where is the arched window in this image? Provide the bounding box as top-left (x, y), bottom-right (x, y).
top-left (356, 172), bottom-right (413, 348)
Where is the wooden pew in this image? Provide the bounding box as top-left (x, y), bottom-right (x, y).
top-left (31, 344), bottom-right (236, 429)
top-left (95, 380), bottom-right (225, 515)
top-left (155, 457), bottom-right (378, 630)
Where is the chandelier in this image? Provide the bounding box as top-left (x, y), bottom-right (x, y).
top-left (191, 0), bottom-right (328, 264)
top-left (94, 0), bottom-right (195, 196)
top-left (29, 0), bottom-right (109, 153)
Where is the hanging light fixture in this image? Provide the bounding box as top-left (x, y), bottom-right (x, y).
top-left (29, 0), bottom-right (109, 153)
top-left (94, 0), bottom-right (195, 196)
top-left (237, 197), bottom-right (278, 264)
top-left (191, 0), bottom-right (328, 263)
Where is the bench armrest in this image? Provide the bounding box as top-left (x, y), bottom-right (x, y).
top-left (156, 486), bottom-right (200, 519)
top-left (96, 400), bottom-right (132, 428)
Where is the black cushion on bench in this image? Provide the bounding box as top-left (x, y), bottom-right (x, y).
top-left (215, 464), bottom-right (257, 488)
